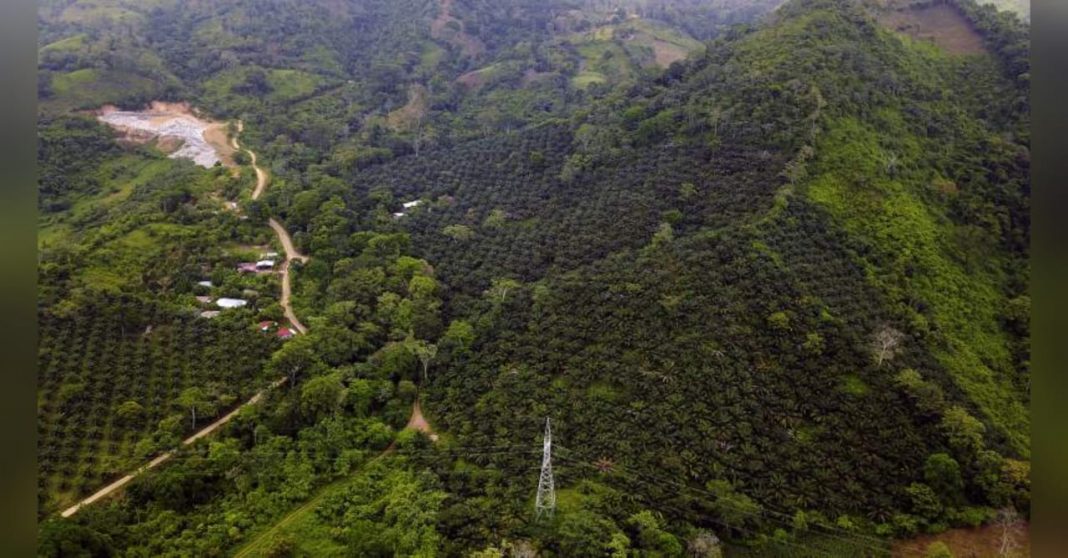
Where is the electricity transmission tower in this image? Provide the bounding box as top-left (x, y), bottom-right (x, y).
top-left (535, 417), bottom-right (556, 518)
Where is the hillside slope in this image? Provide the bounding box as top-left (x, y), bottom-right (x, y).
top-left (37, 0), bottom-right (1029, 555)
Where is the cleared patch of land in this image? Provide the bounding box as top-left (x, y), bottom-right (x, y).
top-left (430, 0), bottom-right (485, 57)
top-left (386, 84), bottom-right (430, 132)
top-left (878, 3), bottom-right (987, 56)
top-left (97, 101), bottom-right (236, 167)
top-left (892, 521), bottom-right (1029, 557)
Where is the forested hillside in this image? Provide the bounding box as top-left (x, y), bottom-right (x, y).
top-left (37, 0), bottom-right (1029, 555)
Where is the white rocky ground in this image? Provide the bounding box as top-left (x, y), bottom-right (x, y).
top-left (98, 109), bottom-right (220, 167)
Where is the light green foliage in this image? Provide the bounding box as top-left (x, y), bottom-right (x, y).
top-left (315, 462), bottom-right (446, 556)
top-left (705, 479), bottom-right (762, 532)
top-left (443, 223), bottom-right (474, 241)
top-left (808, 114), bottom-right (1029, 454)
top-left (925, 541), bottom-right (955, 558)
top-left (627, 510), bottom-right (683, 555)
top-left (940, 406), bottom-right (987, 456)
top-left (443, 319), bottom-right (476, 353)
top-left (300, 372), bottom-right (345, 419)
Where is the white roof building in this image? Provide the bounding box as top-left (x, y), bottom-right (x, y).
top-left (256, 260), bottom-right (276, 268)
top-left (402, 200), bottom-right (423, 209)
top-left (216, 298), bottom-right (248, 309)
top-left (197, 280), bottom-right (213, 287)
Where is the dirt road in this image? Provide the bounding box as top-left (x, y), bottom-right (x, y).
top-left (405, 399), bottom-right (439, 441)
top-left (60, 378), bottom-right (288, 518)
top-left (230, 121), bottom-right (269, 200)
top-left (233, 120), bottom-right (308, 333)
top-left (59, 120), bottom-right (307, 519)
top-left (270, 219), bottom-right (308, 334)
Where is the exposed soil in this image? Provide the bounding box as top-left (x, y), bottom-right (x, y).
top-left (268, 218), bottom-right (309, 334)
top-left (61, 377), bottom-right (289, 518)
top-left (892, 521), bottom-right (1030, 558)
top-left (405, 399), bottom-right (439, 441)
top-left (97, 101), bottom-right (236, 167)
top-left (651, 39), bottom-right (690, 67)
top-left (386, 84), bottom-right (430, 132)
top-left (877, 3), bottom-right (987, 56)
top-left (61, 114), bottom-right (307, 519)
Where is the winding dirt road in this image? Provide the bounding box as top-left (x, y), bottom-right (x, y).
top-left (269, 218), bottom-right (308, 334)
top-left (231, 121), bottom-right (269, 200)
top-left (60, 120), bottom-right (308, 519)
top-left (232, 120), bottom-right (309, 334)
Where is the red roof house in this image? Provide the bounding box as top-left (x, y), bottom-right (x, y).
top-left (277, 327), bottom-right (295, 340)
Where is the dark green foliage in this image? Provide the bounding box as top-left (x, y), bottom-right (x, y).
top-left (36, 0), bottom-right (1029, 554)
top-left (36, 295), bottom-right (275, 515)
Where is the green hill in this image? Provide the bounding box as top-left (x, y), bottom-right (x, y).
top-left (37, 0), bottom-right (1029, 555)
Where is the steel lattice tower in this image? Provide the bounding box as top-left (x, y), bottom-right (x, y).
top-left (535, 417), bottom-right (556, 518)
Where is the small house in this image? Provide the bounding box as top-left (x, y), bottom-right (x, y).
top-left (255, 260), bottom-right (275, 270)
top-left (260, 251), bottom-right (279, 259)
top-left (402, 200), bottom-right (423, 210)
top-left (197, 280), bottom-right (213, 288)
top-left (237, 262), bottom-right (259, 273)
top-left (277, 327), bottom-right (295, 340)
top-left (199, 310), bottom-right (221, 319)
top-left (216, 298), bottom-right (248, 309)
top-left (195, 295), bottom-right (213, 305)
top-left (392, 212), bottom-right (406, 219)
top-left (258, 320), bottom-right (277, 332)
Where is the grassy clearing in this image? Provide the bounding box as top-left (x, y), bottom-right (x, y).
top-left (571, 71), bottom-right (608, 89)
top-left (40, 33), bottom-right (88, 53)
top-left (46, 68), bottom-right (162, 113)
top-left (202, 67), bottom-right (323, 104)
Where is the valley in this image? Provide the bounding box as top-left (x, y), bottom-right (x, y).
top-left (35, 0), bottom-right (1030, 556)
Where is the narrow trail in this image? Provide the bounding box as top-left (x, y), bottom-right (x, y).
top-left (405, 399), bottom-right (439, 441)
top-left (231, 121), bottom-right (269, 200)
top-left (232, 399), bottom-right (436, 557)
top-left (59, 120), bottom-right (307, 519)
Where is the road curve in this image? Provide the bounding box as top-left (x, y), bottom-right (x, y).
top-left (270, 219), bottom-right (308, 334)
top-left (234, 121), bottom-right (308, 333)
top-left (58, 120), bottom-right (307, 519)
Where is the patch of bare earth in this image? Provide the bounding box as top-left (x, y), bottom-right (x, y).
top-left (521, 69), bottom-right (555, 87)
top-left (457, 69), bottom-right (488, 89)
top-left (651, 39), bottom-right (689, 67)
top-left (878, 3), bottom-right (987, 56)
top-left (96, 101), bottom-right (236, 167)
top-left (892, 521), bottom-right (1030, 558)
top-left (386, 84), bottom-right (430, 131)
top-left (431, 0), bottom-right (485, 57)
